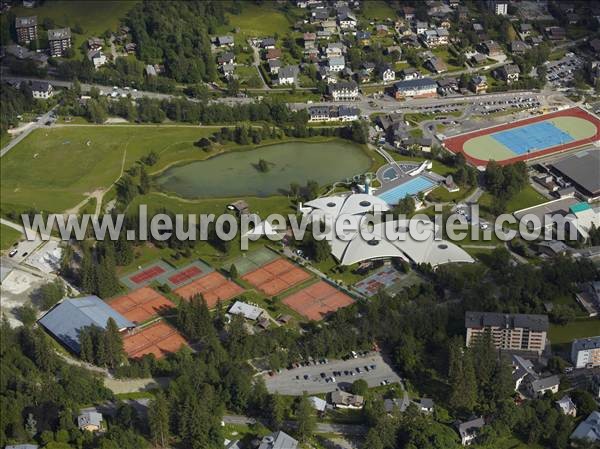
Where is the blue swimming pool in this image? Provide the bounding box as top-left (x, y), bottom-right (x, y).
top-left (377, 176), bottom-right (436, 204)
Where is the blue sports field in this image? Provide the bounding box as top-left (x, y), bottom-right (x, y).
top-left (491, 122), bottom-right (574, 155)
top-left (377, 176), bottom-right (436, 204)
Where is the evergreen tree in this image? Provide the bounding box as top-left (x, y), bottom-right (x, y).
top-left (149, 392), bottom-right (170, 447)
top-left (104, 318), bottom-right (124, 369)
top-left (268, 393), bottom-right (284, 430)
top-left (295, 393), bottom-right (316, 443)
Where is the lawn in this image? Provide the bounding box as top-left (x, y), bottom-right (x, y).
top-left (0, 224), bottom-right (22, 250)
top-left (218, 2), bottom-right (292, 39)
top-left (0, 125), bottom-right (220, 214)
top-left (11, 1), bottom-right (138, 59)
top-left (360, 1), bottom-right (396, 21)
top-left (479, 185), bottom-right (547, 215)
top-left (549, 317), bottom-right (600, 345)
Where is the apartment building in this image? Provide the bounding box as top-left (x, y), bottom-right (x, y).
top-left (465, 312), bottom-right (549, 354)
top-left (393, 78), bottom-right (437, 99)
top-left (329, 80), bottom-right (359, 101)
top-left (15, 16), bottom-right (37, 44)
top-left (48, 27), bottom-right (72, 57)
top-left (571, 336), bottom-right (600, 369)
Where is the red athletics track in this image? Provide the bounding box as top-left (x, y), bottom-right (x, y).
top-left (443, 107), bottom-right (600, 167)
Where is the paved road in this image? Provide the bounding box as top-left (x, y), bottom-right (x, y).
top-left (264, 352), bottom-right (401, 395)
top-left (222, 415), bottom-right (368, 436)
top-left (1, 106), bottom-right (56, 157)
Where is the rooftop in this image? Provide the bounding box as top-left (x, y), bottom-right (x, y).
top-left (551, 149), bottom-right (600, 196)
top-left (48, 27), bottom-right (71, 40)
top-left (465, 312), bottom-right (549, 332)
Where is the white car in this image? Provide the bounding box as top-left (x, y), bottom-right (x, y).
top-left (480, 222), bottom-right (489, 230)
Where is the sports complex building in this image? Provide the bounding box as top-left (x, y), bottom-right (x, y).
top-left (443, 107), bottom-right (600, 167)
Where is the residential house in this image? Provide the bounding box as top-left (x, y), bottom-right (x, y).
top-left (465, 312), bottom-right (548, 353)
top-left (575, 281), bottom-right (600, 317)
top-left (338, 11), bottom-right (357, 29)
top-left (420, 28), bottom-right (450, 47)
top-left (221, 63), bottom-right (235, 79)
top-left (216, 35), bottom-right (234, 47)
top-left (401, 5), bottom-right (415, 20)
top-left (378, 64), bottom-right (395, 83)
top-left (329, 80), bottom-right (359, 101)
top-left (265, 48), bottom-right (282, 60)
top-left (384, 396), bottom-right (410, 414)
top-left (218, 52), bottom-right (235, 66)
top-left (124, 43), bottom-right (136, 54)
top-left (305, 48), bottom-right (319, 63)
top-left (308, 396), bottom-right (327, 415)
top-left (457, 417), bottom-right (485, 446)
top-left (497, 64), bottom-right (520, 84)
top-left (556, 395), bottom-right (577, 417)
top-left (449, 0), bottom-right (460, 8)
top-left (519, 23), bottom-right (533, 37)
top-left (48, 27), bottom-right (72, 57)
top-left (303, 32), bottom-right (316, 49)
top-left (325, 42), bottom-right (345, 58)
top-left (418, 398), bottom-right (434, 414)
top-left (277, 65), bottom-right (299, 85)
top-left (437, 77), bottom-right (459, 95)
top-left (31, 81), bottom-right (53, 99)
top-left (308, 106), bottom-right (332, 122)
top-left (330, 391), bottom-right (364, 409)
top-left (400, 67), bottom-right (421, 80)
top-left (317, 30), bottom-right (332, 40)
top-left (528, 375), bottom-right (560, 398)
top-left (78, 411), bottom-right (103, 432)
top-left (311, 9), bottom-right (329, 22)
top-left (481, 40), bottom-right (503, 58)
top-left (470, 53), bottom-right (487, 65)
top-left (571, 337), bottom-right (600, 369)
top-left (15, 16), bottom-right (37, 44)
top-left (425, 56), bottom-right (448, 74)
top-left (511, 355), bottom-right (538, 391)
top-left (268, 59), bottom-right (282, 75)
top-left (258, 431), bottom-right (298, 449)
top-left (338, 105), bottom-right (359, 121)
top-left (260, 37), bottom-right (276, 49)
top-left (511, 40), bottom-right (530, 54)
top-left (87, 37), bottom-right (103, 51)
top-left (415, 21), bottom-right (428, 34)
top-left (393, 78), bottom-right (437, 99)
top-left (469, 75), bottom-right (488, 93)
top-left (356, 31), bottom-right (371, 45)
top-left (321, 20), bottom-right (338, 34)
top-left (228, 301), bottom-right (263, 321)
top-left (145, 64), bottom-right (157, 77)
top-left (376, 24), bottom-right (389, 36)
top-left (87, 49), bottom-right (107, 69)
top-left (472, 23), bottom-right (484, 34)
top-left (328, 56), bottom-right (346, 72)
top-left (570, 411), bottom-right (600, 444)
top-left (362, 61), bottom-right (376, 73)
top-left (546, 27), bottom-right (566, 40)
top-left (386, 45), bottom-right (402, 58)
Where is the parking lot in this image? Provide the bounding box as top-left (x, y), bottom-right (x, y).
top-left (546, 53), bottom-right (584, 88)
top-left (263, 352), bottom-right (402, 395)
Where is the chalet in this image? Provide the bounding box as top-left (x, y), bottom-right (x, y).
top-left (31, 81), bottom-right (53, 99)
top-left (265, 48), bottom-right (282, 60)
top-left (470, 53), bottom-right (487, 66)
top-left (420, 28), bottom-right (450, 47)
top-left (362, 61), bottom-right (375, 73)
top-left (78, 411), bottom-right (103, 432)
top-left (258, 431), bottom-right (298, 449)
top-left (399, 67), bottom-right (422, 80)
top-left (317, 30), bottom-right (332, 40)
top-left (512, 355), bottom-right (538, 391)
top-left (216, 35), bottom-right (234, 47)
top-left (393, 78), bottom-right (437, 99)
top-left (87, 37), bottom-right (103, 51)
top-left (260, 37), bottom-right (276, 49)
top-left (497, 64), bottom-right (520, 84)
top-left (425, 56), bottom-right (448, 74)
top-left (378, 64), bottom-right (395, 83)
top-left (528, 375), bottom-right (560, 398)
top-left (457, 417), bottom-right (485, 446)
top-left (329, 80), bottom-right (359, 101)
top-left (556, 396), bottom-right (577, 417)
top-left (376, 24), bottom-right (389, 36)
top-left (473, 23), bottom-right (484, 34)
top-left (469, 75), bottom-right (488, 93)
top-left (145, 65), bottom-right (157, 77)
top-left (125, 43), bottom-right (137, 54)
top-left (87, 49), bottom-right (107, 69)
top-left (303, 32), bottom-right (316, 49)
top-left (321, 20), bottom-right (338, 34)
top-left (328, 56), bottom-right (346, 72)
top-left (278, 65), bottom-right (299, 85)
top-left (221, 63), bottom-right (235, 79)
top-left (218, 52), bottom-right (235, 65)
top-left (386, 46), bottom-right (402, 58)
top-left (325, 42), bottom-right (345, 57)
top-left (308, 106), bottom-right (331, 122)
top-left (384, 396), bottom-right (409, 414)
top-left (338, 11), bottom-right (357, 29)
top-left (401, 5), bottom-right (415, 20)
top-left (481, 40), bottom-right (503, 57)
top-left (330, 391), bottom-right (364, 409)
top-left (356, 69), bottom-right (370, 83)
top-left (415, 21), bottom-right (428, 34)
top-left (356, 31), bottom-right (371, 45)
top-left (311, 9), bottom-right (329, 22)
top-left (228, 200), bottom-right (250, 215)
top-left (268, 59), bottom-right (282, 74)
top-left (546, 27), bottom-right (566, 41)
top-left (511, 40), bottom-right (530, 54)
top-left (418, 398), bottom-right (434, 414)
top-left (437, 77), bottom-right (458, 95)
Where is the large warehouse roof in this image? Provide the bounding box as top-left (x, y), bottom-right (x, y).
top-left (38, 296), bottom-right (134, 353)
top-left (551, 149), bottom-right (600, 197)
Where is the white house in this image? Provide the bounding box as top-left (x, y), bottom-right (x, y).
top-left (278, 65), bottom-right (298, 85)
top-left (78, 410), bottom-right (103, 432)
top-left (329, 80), bottom-right (359, 101)
top-left (338, 11), bottom-right (357, 29)
top-left (457, 417), bottom-right (485, 446)
top-left (31, 81), bottom-right (53, 99)
top-left (528, 375), bottom-right (560, 398)
top-left (88, 49), bottom-right (107, 69)
top-left (330, 391), bottom-right (364, 409)
top-left (328, 56), bottom-right (345, 72)
top-left (556, 395), bottom-right (577, 417)
top-left (379, 64), bottom-right (395, 83)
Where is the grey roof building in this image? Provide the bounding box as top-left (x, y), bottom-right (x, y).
top-left (529, 375), bottom-right (560, 396)
top-left (384, 396), bottom-right (410, 413)
top-left (258, 430), bottom-right (298, 449)
top-left (570, 411), bottom-right (600, 442)
top-left (38, 296), bottom-right (134, 353)
top-left (77, 410), bottom-right (103, 430)
top-left (457, 416), bottom-right (485, 445)
top-left (551, 149), bottom-right (600, 198)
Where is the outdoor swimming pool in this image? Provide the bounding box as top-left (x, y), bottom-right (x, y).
top-left (155, 141), bottom-right (371, 198)
top-left (376, 176), bottom-right (436, 204)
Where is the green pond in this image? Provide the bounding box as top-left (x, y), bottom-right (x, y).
top-left (156, 141), bottom-right (371, 198)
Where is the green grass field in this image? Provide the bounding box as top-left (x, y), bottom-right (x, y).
top-left (462, 116), bottom-right (598, 163)
top-left (12, 1), bottom-right (138, 59)
top-left (217, 2), bottom-right (292, 39)
top-left (479, 185), bottom-right (546, 214)
top-left (0, 224), bottom-right (22, 250)
top-left (360, 1), bottom-right (396, 21)
top-left (549, 317), bottom-right (600, 345)
top-left (0, 125), bottom-right (222, 214)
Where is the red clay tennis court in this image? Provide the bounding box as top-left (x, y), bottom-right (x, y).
top-left (120, 260), bottom-right (175, 290)
top-left (283, 281), bottom-right (354, 321)
top-left (109, 287), bottom-right (174, 324)
top-left (131, 266), bottom-right (165, 284)
top-left (174, 271), bottom-right (244, 308)
top-left (123, 321), bottom-right (188, 359)
top-left (168, 266), bottom-right (203, 285)
top-left (242, 258), bottom-right (311, 296)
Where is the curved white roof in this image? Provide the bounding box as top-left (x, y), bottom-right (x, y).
top-left (303, 194), bottom-right (474, 267)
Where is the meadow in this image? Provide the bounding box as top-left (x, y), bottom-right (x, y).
top-left (0, 224), bottom-right (22, 250)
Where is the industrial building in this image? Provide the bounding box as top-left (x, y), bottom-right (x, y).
top-left (550, 149), bottom-right (600, 200)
